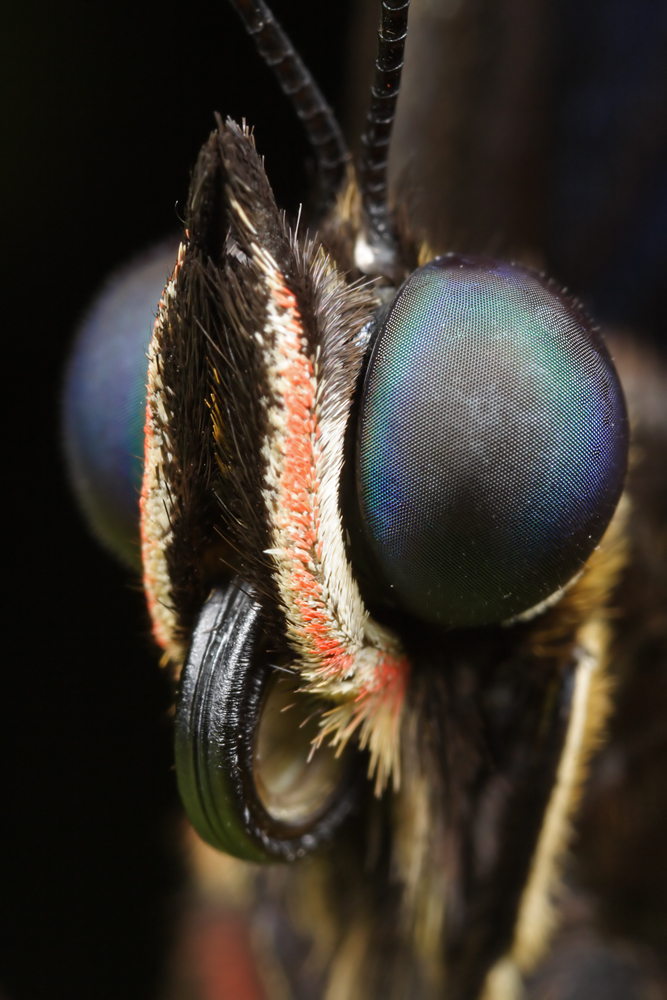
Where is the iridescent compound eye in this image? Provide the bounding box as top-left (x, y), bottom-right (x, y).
top-left (63, 241), bottom-right (178, 568)
top-left (356, 255), bottom-right (628, 628)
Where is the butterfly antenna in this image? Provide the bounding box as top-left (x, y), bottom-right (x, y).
top-left (356, 0), bottom-right (411, 279)
top-left (228, 0), bottom-right (349, 207)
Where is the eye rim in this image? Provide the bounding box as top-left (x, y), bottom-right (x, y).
top-left (174, 581), bottom-right (359, 863)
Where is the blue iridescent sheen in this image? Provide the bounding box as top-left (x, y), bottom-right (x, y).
top-left (357, 255), bottom-right (628, 628)
top-left (63, 240), bottom-right (178, 569)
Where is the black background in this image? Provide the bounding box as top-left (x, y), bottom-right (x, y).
top-left (1, 2), bottom-right (351, 997)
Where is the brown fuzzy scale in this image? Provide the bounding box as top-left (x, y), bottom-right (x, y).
top-left (235, 502), bottom-right (627, 1000)
top-left (205, 123), bottom-right (412, 784)
top-left (318, 174), bottom-right (362, 275)
top-left (319, 174), bottom-right (422, 287)
top-left (149, 254), bottom-right (221, 657)
top-left (196, 125), bottom-right (285, 617)
top-left (571, 339), bottom-right (667, 973)
top-left (203, 121), bottom-right (381, 638)
top-left (146, 121), bottom-right (291, 658)
top-left (158, 117), bottom-right (392, 743)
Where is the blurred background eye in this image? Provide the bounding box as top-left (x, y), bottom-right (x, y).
top-left (356, 254), bottom-right (629, 629)
top-left (62, 241), bottom-right (178, 570)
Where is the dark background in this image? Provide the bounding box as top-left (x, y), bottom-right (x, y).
top-left (2, 1), bottom-right (666, 998)
top-left (1, 2), bottom-right (352, 997)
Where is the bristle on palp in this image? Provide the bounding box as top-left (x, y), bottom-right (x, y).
top-left (214, 121), bottom-right (410, 792)
top-left (142, 118), bottom-right (410, 790)
top-left (254, 248), bottom-right (409, 792)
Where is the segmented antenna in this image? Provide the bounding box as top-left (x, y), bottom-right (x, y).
top-left (356, 0), bottom-right (411, 277)
top-left (228, 0), bottom-right (349, 206)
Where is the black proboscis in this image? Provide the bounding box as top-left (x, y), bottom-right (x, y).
top-left (175, 581), bottom-right (358, 862)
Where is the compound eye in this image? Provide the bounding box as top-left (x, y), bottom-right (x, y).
top-left (62, 241), bottom-right (178, 569)
top-left (357, 255), bottom-right (628, 628)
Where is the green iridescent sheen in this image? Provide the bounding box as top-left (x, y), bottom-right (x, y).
top-left (357, 256), bottom-right (628, 628)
